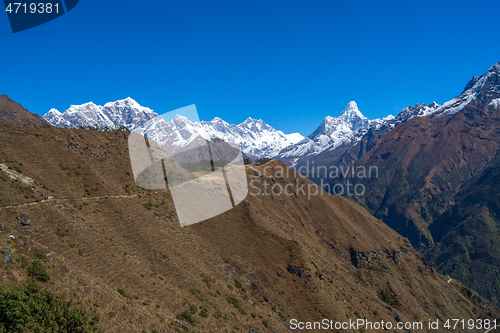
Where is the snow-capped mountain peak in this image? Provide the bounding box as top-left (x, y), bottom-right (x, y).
top-left (435, 62), bottom-right (500, 117)
top-left (43, 98), bottom-right (303, 159)
top-left (395, 102), bottom-right (442, 122)
top-left (211, 116), bottom-right (226, 123)
top-left (46, 108), bottom-right (62, 116)
top-left (277, 101), bottom-right (380, 159)
top-left (340, 101), bottom-right (365, 119)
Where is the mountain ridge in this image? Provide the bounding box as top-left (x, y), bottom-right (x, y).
top-left (320, 62), bottom-right (500, 305)
top-left (0, 118), bottom-right (498, 331)
top-left (43, 98), bottom-right (304, 159)
top-left (0, 94), bottom-right (50, 128)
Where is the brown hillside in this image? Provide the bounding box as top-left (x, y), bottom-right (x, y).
top-left (0, 123), bottom-right (498, 332)
top-left (0, 95), bottom-right (50, 128)
top-left (330, 99), bottom-right (500, 247)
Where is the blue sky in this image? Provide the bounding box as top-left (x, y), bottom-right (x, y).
top-left (1, 0), bottom-right (499, 136)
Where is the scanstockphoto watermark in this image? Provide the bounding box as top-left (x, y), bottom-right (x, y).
top-left (248, 162), bottom-right (379, 199)
top-left (289, 318), bottom-right (498, 331)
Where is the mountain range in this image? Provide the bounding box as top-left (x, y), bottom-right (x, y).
top-left (43, 96), bottom-right (451, 165)
top-left (323, 62), bottom-right (500, 304)
top-left (38, 61), bottom-right (500, 308)
top-left (43, 98), bottom-right (303, 159)
top-left (2, 63), bottom-right (500, 331)
top-left (1, 108), bottom-right (498, 331)
top-left (42, 96), bottom-right (450, 166)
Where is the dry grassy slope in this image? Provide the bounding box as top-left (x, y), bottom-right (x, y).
top-left (0, 95), bottom-right (50, 128)
top-left (0, 123), bottom-right (498, 333)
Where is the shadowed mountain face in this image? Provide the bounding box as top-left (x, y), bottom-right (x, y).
top-left (321, 63), bottom-right (500, 305)
top-left (0, 98), bottom-right (499, 331)
top-left (426, 152), bottom-right (500, 305)
top-left (0, 95), bottom-right (50, 128)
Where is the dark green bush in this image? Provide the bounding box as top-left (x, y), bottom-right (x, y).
top-left (255, 158), bottom-right (272, 166)
top-left (378, 289), bottom-right (398, 307)
top-left (189, 288), bottom-right (201, 295)
top-left (227, 297), bottom-right (246, 315)
top-left (176, 311), bottom-right (196, 326)
top-left (0, 282), bottom-right (102, 332)
top-left (202, 277), bottom-right (211, 289)
top-left (27, 260), bottom-right (50, 282)
top-left (117, 289), bottom-right (131, 300)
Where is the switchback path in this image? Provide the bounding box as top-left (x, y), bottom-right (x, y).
top-left (0, 194), bottom-right (138, 210)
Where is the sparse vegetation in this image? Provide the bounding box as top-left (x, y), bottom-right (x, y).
top-left (176, 311), bottom-right (196, 326)
top-left (378, 287), bottom-right (398, 307)
top-left (254, 158), bottom-right (272, 166)
top-left (189, 288), bottom-right (201, 295)
top-left (227, 297), bottom-right (246, 315)
top-left (363, 264), bottom-right (386, 272)
top-left (117, 288), bottom-right (132, 300)
top-left (202, 276), bottom-right (212, 289)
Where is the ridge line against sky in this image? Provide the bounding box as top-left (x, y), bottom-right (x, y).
top-left (1, 0), bottom-right (499, 135)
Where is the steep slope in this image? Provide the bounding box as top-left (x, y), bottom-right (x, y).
top-left (322, 63), bottom-right (500, 303)
top-left (0, 120), bottom-right (498, 332)
top-left (0, 95), bottom-right (50, 128)
top-left (43, 99), bottom-right (303, 159)
top-left (426, 152), bottom-right (500, 305)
